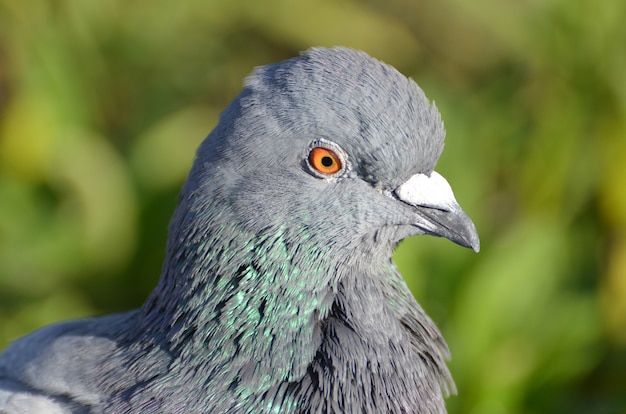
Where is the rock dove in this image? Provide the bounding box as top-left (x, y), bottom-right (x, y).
top-left (0, 47), bottom-right (479, 414)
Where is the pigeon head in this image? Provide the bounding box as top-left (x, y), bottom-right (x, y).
top-left (137, 48), bottom-right (479, 411)
top-left (174, 47), bottom-right (478, 279)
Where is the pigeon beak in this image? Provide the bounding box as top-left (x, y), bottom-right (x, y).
top-left (394, 171), bottom-right (480, 252)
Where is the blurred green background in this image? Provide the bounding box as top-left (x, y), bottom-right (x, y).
top-left (0, 0), bottom-right (625, 413)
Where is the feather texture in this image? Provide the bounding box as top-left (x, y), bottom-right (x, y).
top-left (0, 47), bottom-right (478, 414)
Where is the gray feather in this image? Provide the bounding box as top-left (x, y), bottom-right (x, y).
top-left (0, 47), bottom-right (478, 414)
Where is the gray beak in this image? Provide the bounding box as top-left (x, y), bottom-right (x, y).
top-left (395, 171), bottom-right (480, 252)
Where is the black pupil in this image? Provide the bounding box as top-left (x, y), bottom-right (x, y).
top-left (321, 156), bottom-right (334, 167)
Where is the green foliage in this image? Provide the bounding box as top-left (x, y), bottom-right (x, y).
top-left (1, 0), bottom-right (624, 412)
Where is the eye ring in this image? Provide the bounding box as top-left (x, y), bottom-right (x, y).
top-left (306, 140), bottom-right (348, 178)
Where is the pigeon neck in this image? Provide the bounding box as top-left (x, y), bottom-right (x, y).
top-left (134, 199), bottom-right (451, 409)
top-left (137, 212), bottom-right (338, 390)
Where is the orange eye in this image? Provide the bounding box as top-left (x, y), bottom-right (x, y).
top-left (309, 147), bottom-right (342, 175)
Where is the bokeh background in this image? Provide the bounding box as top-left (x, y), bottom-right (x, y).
top-left (1, 1), bottom-right (625, 413)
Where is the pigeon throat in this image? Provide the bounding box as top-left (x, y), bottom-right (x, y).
top-left (299, 274), bottom-right (452, 412)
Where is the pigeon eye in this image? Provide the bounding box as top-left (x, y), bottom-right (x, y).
top-left (308, 147), bottom-right (343, 175)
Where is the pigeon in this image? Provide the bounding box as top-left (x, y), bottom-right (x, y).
top-left (0, 47), bottom-right (479, 414)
